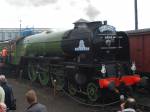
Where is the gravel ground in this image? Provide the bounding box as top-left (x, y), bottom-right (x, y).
top-left (7, 78), bottom-right (100, 112)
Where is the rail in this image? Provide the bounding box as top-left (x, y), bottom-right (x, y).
top-left (62, 88), bottom-right (150, 112)
top-left (137, 103), bottom-right (150, 112)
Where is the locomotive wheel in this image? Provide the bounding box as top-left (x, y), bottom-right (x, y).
top-left (87, 82), bottom-right (99, 102)
top-left (68, 83), bottom-right (77, 96)
top-left (28, 62), bottom-right (38, 81)
top-left (38, 65), bottom-right (50, 86)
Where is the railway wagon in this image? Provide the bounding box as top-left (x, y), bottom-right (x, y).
top-left (127, 29), bottom-right (150, 77)
top-left (5, 20), bottom-right (142, 103)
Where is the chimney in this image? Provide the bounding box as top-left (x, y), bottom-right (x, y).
top-left (103, 21), bottom-right (107, 25)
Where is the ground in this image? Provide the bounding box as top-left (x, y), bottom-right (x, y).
top-left (6, 77), bottom-right (150, 112)
top-left (8, 78), bottom-right (97, 112)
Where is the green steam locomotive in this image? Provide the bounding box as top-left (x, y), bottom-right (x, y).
top-left (7, 20), bottom-right (141, 102)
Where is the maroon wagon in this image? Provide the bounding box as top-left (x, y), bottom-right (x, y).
top-left (127, 29), bottom-right (150, 75)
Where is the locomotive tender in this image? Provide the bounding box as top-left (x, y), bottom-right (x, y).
top-left (10, 19), bottom-right (141, 102)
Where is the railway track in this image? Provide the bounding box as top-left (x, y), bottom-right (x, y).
top-left (137, 104), bottom-right (150, 112)
top-left (62, 89), bottom-right (120, 111)
top-left (9, 75), bottom-right (150, 112)
top-left (62, 88), bottom-right (150, 112)
top-left (133, 90), bottom-right (150, 112)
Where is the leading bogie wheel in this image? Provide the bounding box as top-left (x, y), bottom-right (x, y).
top-left (87, 82), bottom-right (99, 102)
top-left (68, 82), bottom-right (77, 96)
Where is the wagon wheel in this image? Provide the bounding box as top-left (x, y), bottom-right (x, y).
top-left (87, 82), bottom-right (99, 102)
top-left (68, 82), bottom-right (77, 96)
top-left (38, 65), bottom-right (50, 86)
top-left (28, 62), bottom-right (38, 82)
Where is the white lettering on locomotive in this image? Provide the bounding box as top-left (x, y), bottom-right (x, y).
top-left (104, 36), bottom-right (116, 39)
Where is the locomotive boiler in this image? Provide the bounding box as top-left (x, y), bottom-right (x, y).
top-left (10, 19), bottom-right (141, 102)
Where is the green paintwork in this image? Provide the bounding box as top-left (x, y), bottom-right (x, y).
top-left (38, 65), bottom-right (50, 86)
top-left (12, 30), bottom-right (69, 65)
top-left (24, 31), bottom-right (67, 57)
top-left (28, 62), bottom-right (38, 81)
top-left (38, 71), bottom-right (50, 86)
top-left (12, 30), bottom-right (68, 85)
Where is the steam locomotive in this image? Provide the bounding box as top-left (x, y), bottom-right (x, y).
top-left (8, 19), bottom-right (141, 102)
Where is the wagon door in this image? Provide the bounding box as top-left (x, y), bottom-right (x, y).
top-left (143, 35), bottom-right (150, 73)
top-left (129, 35), bottom-right (144, 72)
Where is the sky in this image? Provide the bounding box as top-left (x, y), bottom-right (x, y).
top-left (0, 0), bottom-right (149, 31)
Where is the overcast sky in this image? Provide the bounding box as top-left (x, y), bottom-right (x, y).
top-left (0, 0), bottom-right (149, 30)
